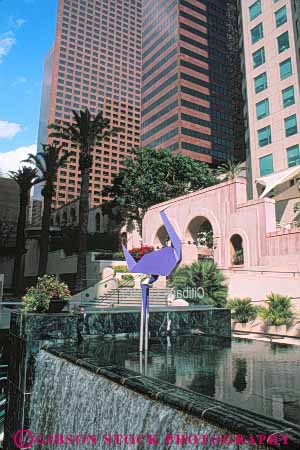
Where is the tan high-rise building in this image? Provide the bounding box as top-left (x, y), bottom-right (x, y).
top-left (37, 0), bottom-right (142, 208)
top-left (239, 0), bottom-right (300, 217)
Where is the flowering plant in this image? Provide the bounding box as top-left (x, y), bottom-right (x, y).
top-left (129, 245), bottom-right (154, 261)
top-left (22, 275), bottom-right (71, 313)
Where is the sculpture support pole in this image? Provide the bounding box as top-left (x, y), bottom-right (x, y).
top-left (145, 308), bottom-right (149, 352)
top-left (139, 302), bottom-right (144, 352)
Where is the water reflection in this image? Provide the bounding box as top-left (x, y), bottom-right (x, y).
top-left (233, 358), bottom-right (247, 393)
top-left (78, 335), bottom-right (300, 425)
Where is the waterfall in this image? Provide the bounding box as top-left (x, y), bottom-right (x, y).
top-left (29, 351), bottom-right (259, 450)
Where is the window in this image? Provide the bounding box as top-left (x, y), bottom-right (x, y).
top-left (284, 114), bottom-right (297, 137)
top-left (256, 98), bottom-right (269, 119)
top-left (280, 58), bottom-right (292, 80)
top-left (253, 47), bottom-right (265, 68)
top-left (282, 85), bottom-right (295, 107)
top-left (258, 125), bottom-right (272, 147)
top-left (254, 72), bottom-right (267, 93)
top-left (275, 6), bottom-right (287, 27)
top-left (249, 0), bottom-right (262, 21)
top-left (287, 144), bottom-right (300, 167)
top-left (251, 23), bottom-right (263, 44)
top-left (259, 154), bottom-right (274, 176)
top-left (277, 31), bottom-right (290, 53)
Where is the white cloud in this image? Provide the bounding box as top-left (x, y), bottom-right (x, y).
top-left (0, 120), bottom-right (22, 139)
top-left (0, 144), bottom-right (37, 175)
top-left (11, 76), bottom-right (28, 87)
top-left (0, 32), bottom-right (16, 63)
top-left (8, 17), bottom-right (26, 29)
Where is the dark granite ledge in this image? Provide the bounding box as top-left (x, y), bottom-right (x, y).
top-left (44, 346), bottom-right (300, 450)
top-left (89, 305), bottom-right (226, 314)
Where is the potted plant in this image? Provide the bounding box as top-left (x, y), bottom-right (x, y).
top-left (22, 275), bottom-right (71, 313)
top-left (258, 293), bottom-right (293, 333)
top-left (228, 297), bottom-right (257, 324)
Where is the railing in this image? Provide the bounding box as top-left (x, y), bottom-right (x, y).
top-left (222, 267), bottom-right (300, 277)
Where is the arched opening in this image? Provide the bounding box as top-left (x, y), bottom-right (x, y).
top-left (70, 208), bottom-right (76, 224)
top-left (230, 234), bottom-right (244, 266)
top-left (154, 225), bottom-right (170, 249)
top-left (121, 232), bottom-right (127, 247)
top-left (95, 212), bottom-right (101, 232)
top-left (186, 216), bottom-right (214, 259)
top-left (62, 211), bottom-right (68, 226)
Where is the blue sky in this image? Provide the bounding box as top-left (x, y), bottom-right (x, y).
top-left (0, 0), bottom-right (57, 173)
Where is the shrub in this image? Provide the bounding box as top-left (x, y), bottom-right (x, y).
top-left (113, 265), bottom-right (128, 273)
top-left (118, 274), bottom-right (135, 288)
top-left (168, 259), bottom-right (227, 307)
top-left (112, 251), bottom-right (125, 261)
top-left (22, 275), bottom-right (71, 313)
top-left (259, 293), bottom-right (293, 326)
top-left (227, 297), bottom-right (257, 323)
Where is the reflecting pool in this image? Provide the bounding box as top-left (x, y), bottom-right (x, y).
top-left (78, 335), bottom-right (300, 425)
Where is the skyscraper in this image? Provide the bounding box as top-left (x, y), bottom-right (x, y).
top-left (141, 0), bottom-right (245, 165)
top-left (37, 0), bottom-right (142, 208)
top-left (239, 0), bottom-right (300, 209)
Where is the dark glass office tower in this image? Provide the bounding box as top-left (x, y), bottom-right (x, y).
top-left (141, 0), bottom-right (245, 165)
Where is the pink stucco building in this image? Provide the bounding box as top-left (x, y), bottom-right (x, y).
top-left (127, 178), bottom-right (300, 300)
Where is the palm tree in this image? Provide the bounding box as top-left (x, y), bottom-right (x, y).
top-left (9, 167), bottom-right (39, 295)
top-left (23, 144), bottom-right (69, 277)
top-left (48, 108), bottom-right (120, 291)
top-left (216, 160), bottom-right (244, 181)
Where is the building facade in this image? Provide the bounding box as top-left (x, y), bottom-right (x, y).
top-left (38, 0), bottom-right (142, 208)
top-left (141, 0), bottom-right (245, 165)
top-left (239, 0), bottom-right (300, 212)
top-left (0, 177), bottom-right (19, 249)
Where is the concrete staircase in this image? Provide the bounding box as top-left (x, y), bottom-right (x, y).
top-left (98, 288), bottom-right (171, 308)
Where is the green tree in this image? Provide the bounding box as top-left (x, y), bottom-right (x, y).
top-left (9, 167), bottom-right (39, 295)
top-left (168, 259), bottom-right (228, 307)
top-left (23, 144), bottom-right (69, 277)
top-left (216, 160), bottom-right (244, 181)
top-left (49, 109), bottom-right (120, 291)
top-left (103, 147), bottom-right (217, 235)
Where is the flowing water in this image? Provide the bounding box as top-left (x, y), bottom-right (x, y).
top-left (28, 336), bottom-right (300, 449)
top-left (29, 351), bottom-right (243, 450)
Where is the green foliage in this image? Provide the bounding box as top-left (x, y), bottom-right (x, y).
top-left (294, 202), bottom-right (300, 214)
top-left (112, 251), bottom-right (125, 261)
top-left (102, 147), bottom-right (218, 233)
top-left (8, 166), bottom-right (39, 191)
top-left (216, 160), bottom-right (244, 181)
top-left (23, 144), bottom-right (68, 198)
top-left (259, 293), bottom-right (293, 326)
top-left (118, 274), bottom-right (135, 287)
top-left (168, 259), bottom-right (227, 307)
top-left (49, 109), bottom-right (120, 170)
top-left (22, 275), bottom-right (71, 313)
top-left (228, 297), bottom-right (257, 323)
top-left (232, 249), bottom-right (244, 265)
top-left (113, 265), bottom-right (128, 273)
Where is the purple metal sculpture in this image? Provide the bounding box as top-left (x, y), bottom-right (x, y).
top-left (122, 209), bottom-right (182, 352)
